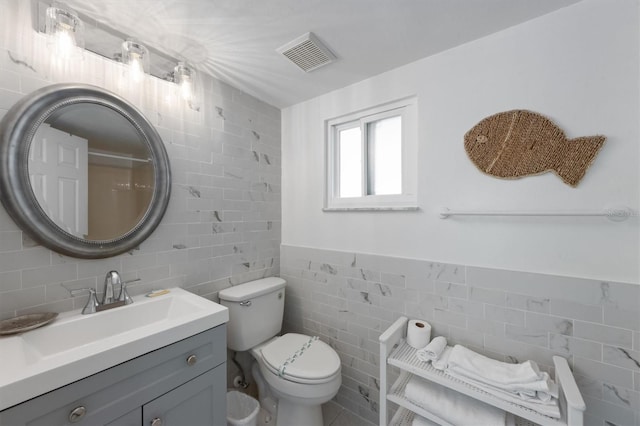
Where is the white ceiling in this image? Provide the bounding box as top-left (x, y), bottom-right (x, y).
top-left (63, 0), bottom-right (582, 108)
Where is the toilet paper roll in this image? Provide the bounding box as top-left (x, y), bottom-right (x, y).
top-left (406, 319), bottom-right (432, 349)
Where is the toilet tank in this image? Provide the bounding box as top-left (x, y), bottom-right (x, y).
top-left (218, 277), bottom-right (286, 351)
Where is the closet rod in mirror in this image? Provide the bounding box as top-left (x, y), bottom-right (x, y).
top-left (88, 151), bottom-right (150, 163)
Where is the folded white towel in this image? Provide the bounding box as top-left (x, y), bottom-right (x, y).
top-left (445, 369), bottom-right (561, 419)
top-left (411, 414), bottom-right (439, 426)
top-left (448, 345), bottom-right (542, 386)
top-left (447, 345), bottom-right (558, 401)
top-left (432, 345), bottom-right (453, 371)
top-left (416, 336), bottom-right (447, 362)
top-left (442, 345), bottom-right (561, 418)
top-left (405, 375), bottom-right (507, 426)
top-left (458, 369), bottom-right (557, 401)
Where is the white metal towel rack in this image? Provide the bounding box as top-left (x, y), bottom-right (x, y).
top-left (438, 206), bottom-right (634, 222)
top-left (379, 316), bottom-right (586, 426)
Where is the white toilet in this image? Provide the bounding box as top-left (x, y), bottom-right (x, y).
top-left (219, 277), bottom-right (341, 426)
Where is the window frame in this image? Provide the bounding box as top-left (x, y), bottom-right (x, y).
top-left (324, 97), bottom-right (418, 211)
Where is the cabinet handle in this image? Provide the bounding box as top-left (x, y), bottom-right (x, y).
top-left (68, 406), bottom-right (87, 423)
top-left (151, 417), bottom-right (162, 426)
top-left (186, 354), bottom-right (197, 366)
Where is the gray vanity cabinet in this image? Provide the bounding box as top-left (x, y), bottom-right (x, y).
top-left (105, 408), bottom-right (141, 426)
top-left (142, 367), bottom-right (224, 426)
top-left (0, 325), bottom-right (227, 426)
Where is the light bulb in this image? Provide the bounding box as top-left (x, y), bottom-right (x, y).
top-left (180, 78), bottom-right (193, 102)
top-left (129, 53), bottom-right (143, 82)
top-left (55, 29), bottom-right (75, 57)
top-left (45, 5), bottom-right (84, 57)
top-left (174, 62), bottom-right (197, 107)
top-left (121, 40), bottom-right (149, 82)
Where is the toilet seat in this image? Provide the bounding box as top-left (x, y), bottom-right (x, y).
top-left (260, 333), bottom-right (341, 384)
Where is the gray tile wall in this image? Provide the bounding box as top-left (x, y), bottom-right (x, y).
top-left (280, 244), bottom-right (640, 426)
top-left (0, 47), bottom-right (281, 319)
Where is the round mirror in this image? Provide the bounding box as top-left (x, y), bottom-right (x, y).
top-left (0, 83), bottom-right (171, 258)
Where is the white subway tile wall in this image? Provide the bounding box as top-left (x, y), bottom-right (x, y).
top-left (281, 245), bottom-right (640, 426)
top-left (0, 46), bottom-right (281, 319)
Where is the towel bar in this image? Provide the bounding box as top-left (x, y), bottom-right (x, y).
top-left (438, 206), bottom-right (633, 222)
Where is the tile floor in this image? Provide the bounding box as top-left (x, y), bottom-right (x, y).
top-left (322, 401), bottom-right (375, 426)
top-left (254, 401), bottom-right (374, 426)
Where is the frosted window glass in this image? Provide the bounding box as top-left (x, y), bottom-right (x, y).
top-left (338, 127), bottom-right (362, 197)
top-left (368, 116), bottom-right (401, 195)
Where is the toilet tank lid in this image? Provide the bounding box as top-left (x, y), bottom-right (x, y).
top-left (218, 277), bottom-right (286, 302)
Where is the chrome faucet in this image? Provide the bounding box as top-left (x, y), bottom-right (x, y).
top-left (103, 270), bottom-right (121, 305)
top-left (103, 270), bottom-right (135, 307)
top-left (67, 271), bottom-right (136, 314)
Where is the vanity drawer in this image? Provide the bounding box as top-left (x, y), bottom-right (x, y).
top-left (0, 325), bottom-right (226, 426)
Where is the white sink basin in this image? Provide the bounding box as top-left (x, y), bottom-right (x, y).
top-left (0, 288), bottom-right (228, 411)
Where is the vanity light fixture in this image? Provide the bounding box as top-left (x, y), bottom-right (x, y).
top-left (121, 39), bottom-right (150, 82)
top-left (45, 3), bottom-right (84, 57)
top-left (36, 2), bottom-right (201, 113)
top-left (173, 61), bottom-right (198, 108)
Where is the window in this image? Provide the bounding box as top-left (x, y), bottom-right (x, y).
top-left (325, 97), bottom-right (417, 210)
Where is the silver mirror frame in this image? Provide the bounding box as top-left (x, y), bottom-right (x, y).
top-left (0, 83), bottom-right (171, 259)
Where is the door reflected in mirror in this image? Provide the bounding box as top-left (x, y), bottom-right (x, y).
top-left (29, 103), bottom-right (154, 241)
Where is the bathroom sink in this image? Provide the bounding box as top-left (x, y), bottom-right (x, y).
top-left (0, 288), bottom-right (228, 411)
top-left (21, 292), bottom-right (199, 357)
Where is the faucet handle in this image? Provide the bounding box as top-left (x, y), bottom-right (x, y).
top-left (118, 278), bottom-right (140, 305)
top-left (70, 288), bottom-right (99, 314)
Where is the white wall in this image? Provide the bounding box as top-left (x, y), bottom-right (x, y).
top-left (282, 0), bottom-right (639, 284)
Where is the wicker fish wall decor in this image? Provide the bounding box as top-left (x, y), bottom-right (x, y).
top-left (464, 110), bottom-right (605, 187)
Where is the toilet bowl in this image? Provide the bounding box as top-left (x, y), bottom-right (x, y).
top-left (218, 278), bottom-right (342, 426)
top-left (251, 334), bottom-right (341, 426)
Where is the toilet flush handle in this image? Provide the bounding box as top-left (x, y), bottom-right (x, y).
top-left (239, 300), bottom-right (252, 307)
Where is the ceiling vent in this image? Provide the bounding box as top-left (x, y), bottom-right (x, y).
top-left (277, 32), bottom-right (336, 72)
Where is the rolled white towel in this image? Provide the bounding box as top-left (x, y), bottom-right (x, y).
top-left (405, 375), bottom-right (507, 426)
top-left (432, 345), bottom-right (453, 371)
top-left (416, 336), bottom-right (447, 362)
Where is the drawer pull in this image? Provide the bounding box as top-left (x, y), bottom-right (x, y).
top-left (151, 417), bottom-right (163, 426)
top-left (186, 354), bottom-right (197, 366)
top-left (68, 406), bottom-right (87, 423)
